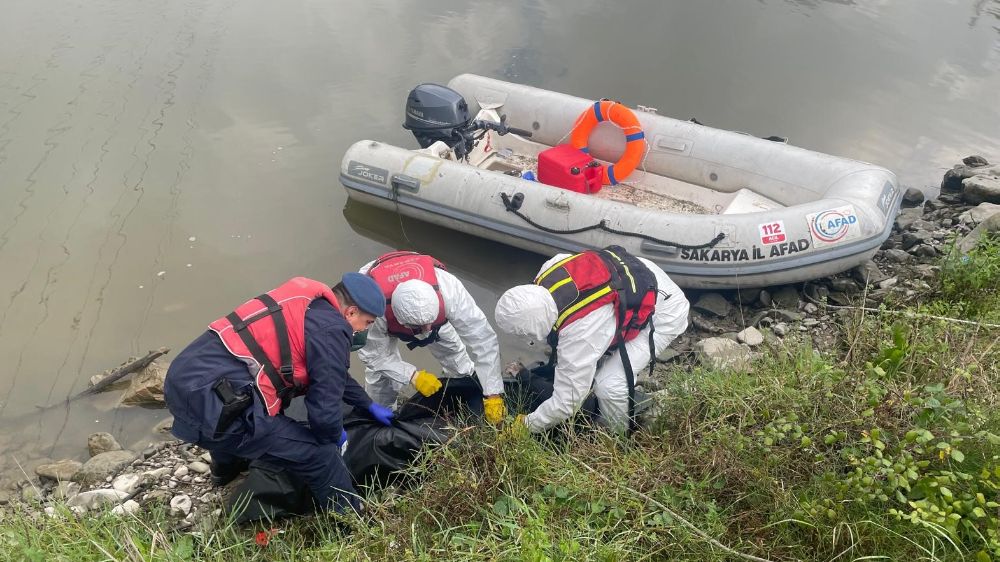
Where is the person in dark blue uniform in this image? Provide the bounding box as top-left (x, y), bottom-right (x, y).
top-left (164, 274), bottom-right (394, 514)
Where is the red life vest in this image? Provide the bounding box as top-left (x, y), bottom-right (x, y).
top-left (208, 277), bottom-right (342, 416)
top-left (534, 245), bottom-right (657, 347)
top-left (367, 251), bottom-right (447, 345)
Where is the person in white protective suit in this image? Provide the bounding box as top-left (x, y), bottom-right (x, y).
top-left (358, 251), bottom-right (506, 424)
top-left (494, 246), bottom-right (689, 434)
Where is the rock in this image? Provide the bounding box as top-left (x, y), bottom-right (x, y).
top-left (112, 473), bottom-right (143, 495)
top-left (67, 489), bottom-right (128, 510)
top-left (143, 467), bottom-right (172, 480)
top-left (877, 277), bottom-right (899, 290)
top-left (52, 482), bottom-right (81, 501)
top-left (758, 289), bottom-right (772, 307)
top-left (901, 187), bottom-right (925, 207)
top-left (750, 308), bottom-right (803, 326)
top-left (690, 314), bottom-right (723, 334)
top-left (73, 450), bottom-right (137, 485)
top-left (902, 231), bottom-right (933, 251)
top-left (963, 155), bottom-right (990, 167)
top-left (88, 432), bottom-right (122, 457)
top-left (44, 506), bottom-right (57, 518)
top-left (895, 207), bottom-right (925, 230)
top-left (882, 249), bottom-right (912, 263)
top-left (827, 292), bottom-right (853, 306)
top-left (153, 417), bottom-right (174, 434)
top-left (773, 323), bottom-right (788, 337)
top-left (170, 494), bottom-right (193, 516)
top-left (852, 262), bottom-right (887, 286)
top-left (0, 491), bottom-right (10, 505)
top-left (802, 318), bottom-right (820, 328)
top-left (187, 461), bottom-right (210, 475)
top-left (962, 174), bottom-right (1000, 205)
top-left (694, 338), bottom-right (752, 371)
top-left (121, 362), bottom-right (167, 406)
top-left (21, 486), bottom-right (43, 503)
top-left (829, 278), bottom-right (860, 294)
top-left (958, 203), bottom-right (1000, 225)
top-left (173, 465), bottom-right (189, 478)
top-left (803, 303), bottom-right (819, 314)
top-left (35, 460), bottom-right (82, 483)
top-left (69, 505), bottom-right (87, 516)
top-left (736, 327), bottom-right (764, 346)
top-left (957, 214), bottom-right (1000, 254)
top-left (112, 500), bottom-right (141, 516)
top-left (692, 293), bottom-right (731, 318)
top-left (770, 286), bottom-right (801, 310)
top-left (200, 452), bottom-right (212, 464)
top-left (912, 244), bottom-right (938, 258)
top-left (941, 164), bottom-right (999, 191)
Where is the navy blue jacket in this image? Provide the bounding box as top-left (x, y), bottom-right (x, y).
top-left (165, 299), bottom-right (372, 447)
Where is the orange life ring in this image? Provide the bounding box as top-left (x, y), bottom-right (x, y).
top-left (569, 100), bottom-right (646, 185)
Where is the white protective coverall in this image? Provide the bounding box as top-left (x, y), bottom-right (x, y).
top-left (358, 260), bottom-right (504, 407)
top-left (495, 254), bottom-right (689, 433)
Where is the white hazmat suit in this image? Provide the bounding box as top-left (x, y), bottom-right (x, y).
top-left (495, 254), bottom-right (689, 433)
top-left (358, 260), bottom-right (504, 407)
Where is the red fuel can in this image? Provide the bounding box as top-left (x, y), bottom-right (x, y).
top-left (536, 145), bottom-right (605, 194)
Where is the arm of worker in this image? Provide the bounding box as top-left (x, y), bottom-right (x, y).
top-left (356, 317), bottom-right (417, 387)
top-left (524, 305), bottom-right (617, 433)
top-left (639, 257), bottom-right (691, 349)
top-left (303, 301), bottom-right (357, 445)
top-left (437, 269), bottom-right (504, 396)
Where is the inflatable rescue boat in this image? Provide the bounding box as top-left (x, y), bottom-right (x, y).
top-left (339, 74), bottom-right (901, 289)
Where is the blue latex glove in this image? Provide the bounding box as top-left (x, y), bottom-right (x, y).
top-left (337, 429), bottom-right (348, 448)
top-left (367, 402), bottom-right (394, 426)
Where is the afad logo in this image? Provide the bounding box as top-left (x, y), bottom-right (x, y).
top-left (810, 207), bottom-right (858, 243)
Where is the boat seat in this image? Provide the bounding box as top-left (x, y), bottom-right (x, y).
top-left (721, 188), bottom-right (784, 215)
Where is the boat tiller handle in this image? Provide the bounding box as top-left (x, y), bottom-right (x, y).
top-left (639, 240), bottom-right (679, 257)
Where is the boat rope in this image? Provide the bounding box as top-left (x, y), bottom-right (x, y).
top-left (499, 191), bottom-right (725, 250)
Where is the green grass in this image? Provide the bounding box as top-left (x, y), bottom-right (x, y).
top-left (2, 238), bottom-right (998, 562)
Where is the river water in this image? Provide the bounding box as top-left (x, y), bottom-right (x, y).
top-left (1, 0), bottom-right (998, 478)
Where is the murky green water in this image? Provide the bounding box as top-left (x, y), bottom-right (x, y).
top-left (1, 0), bottom-right (998, 477)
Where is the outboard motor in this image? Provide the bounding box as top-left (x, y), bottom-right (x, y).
top-left (403, 83), bottom-right (531, 159)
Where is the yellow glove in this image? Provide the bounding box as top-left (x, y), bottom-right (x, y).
top-left (483, 395), bottom-right (506, 425)
top-left (411, 369), bottom-right (442, 397)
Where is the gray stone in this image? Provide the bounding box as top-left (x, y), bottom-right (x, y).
top-left (750, 308), bottom-right (803, 326)
top-left (958, 203), bottom-right (1000, 225)
top-left (902, 231), bottom-right (933, 251)
top-left (143, 467), bottom-right (172, 480)
top-left (153, 417), bottom-right (174, 434)
top-left (912, 244), bottom-right (938, 258)
top-left (803, 303), bottom-right (819, 314)
top-left (772, 323), bottom-right (788, 337)
top-left (0, 491), bottom-right (10, 505)
top-left (173, 465), bottom-right (189, 478)
top-left (735, 288), bottom-right (762, 306)
top-left (73, 450), bottom-right (137, 485)
top-left (895, 207), bottom-right (925, 230)
top-left (941, 164), bottom-right (1000, 191)
top-left (957, 214), bottom-right (1000, 254)
top-left (962, 174), bottom-right (1000, 205)
top-left (758, 289), bottom-right (772, 307)
top-left (963, 155), bottom-right (990, 167)
top-left (112, 473), bottom-right (143, 495)
top-left (35, 460), bottom-right (82, 483)
top-left (901, 187), bottom-right (925, 206)
top-left (802, 318), bottom-right (821, 328)
top-left (112, 499), bottom-right (141, 516)
top-left (21, 486), bottom-right (43, 503)
top-left (52, 482), bottom-right (81, 501)
top-left (170, 494), bottom-right (193, 516)
top-left (88, 432), bottom-right (122, 457)
top-left (694, 338), bottom-right (752, 371)
top-left (852, 262), bottom-right (888, 286)
top-left (882, 249), bottom-right (912, 263)
top-left (67, 489), bottom-right (128, 510)
top-left (121, 363), bottom-right (167, 407)
top-left (690, 314), bottom-right (723, 334)
top-left (736, 327), bottom-right (764, 346)
top-left (827, 292), bottom-right (853, 306)
top-left (829, 278), bottom-right (860, 293)
top-left (187, 461), bottom-right (210, 475)
top-left (771, 286), bottom-right (800, 309)
top-left (877, 277), bottom-right (899, 290)
top-left (692, 293), bottom-right (731, 318)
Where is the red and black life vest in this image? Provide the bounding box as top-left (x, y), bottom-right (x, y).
top-left (535, 245), bottom-right (660, 433)
top-left (535, 245), bottom-right (657, 347)
top-left (209, 277), bottom-right (342, 416)
top-left (367, 251), bottom-right (448, 349)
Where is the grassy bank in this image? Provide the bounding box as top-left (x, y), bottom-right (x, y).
top-left (2, 239), bottom-right (998, 561)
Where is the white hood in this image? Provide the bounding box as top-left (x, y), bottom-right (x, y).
top-left (494, 284), bottom-right (557, 342)
top-left (390, 279), bottom-right (439, 326)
